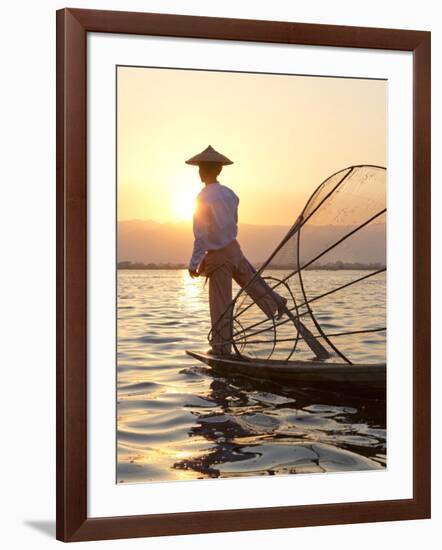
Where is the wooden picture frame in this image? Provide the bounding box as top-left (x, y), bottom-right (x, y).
top-left (56, 7), bottom-right (431, 542)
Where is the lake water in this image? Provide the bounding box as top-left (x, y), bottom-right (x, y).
top-left (117, 269), bottom-right (386, 484)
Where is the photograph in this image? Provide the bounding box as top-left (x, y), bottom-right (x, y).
top-left (116, 65), bottom-right (387, 484)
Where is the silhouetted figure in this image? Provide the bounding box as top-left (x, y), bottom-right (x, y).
top-left (185, 145), bottom-right (287, 356)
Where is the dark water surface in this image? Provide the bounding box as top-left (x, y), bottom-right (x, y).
top-left (117, 269), bottom-right (386, 483)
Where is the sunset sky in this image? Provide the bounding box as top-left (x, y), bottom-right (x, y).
top-left (117, 66), bottom-right (386, 226)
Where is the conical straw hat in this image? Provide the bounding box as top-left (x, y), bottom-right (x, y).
top-left (185, 145), bottom-right (233, 166)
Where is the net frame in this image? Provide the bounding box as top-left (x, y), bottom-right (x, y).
top-left (208, 165), bottom-right (387, 364)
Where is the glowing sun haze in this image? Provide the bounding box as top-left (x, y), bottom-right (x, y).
top-left (117, 66), bottom-right (386, 225)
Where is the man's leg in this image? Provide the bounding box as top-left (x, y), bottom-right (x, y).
top-left (233, 256), bottom-right (284, 318)
top-left (233, 254), bottom-right (329, 359)
top-left (208, 264), bottom-right (234, 355)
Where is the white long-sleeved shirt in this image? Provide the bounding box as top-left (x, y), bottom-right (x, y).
top-left (189, 180), bottom-right (239, 271)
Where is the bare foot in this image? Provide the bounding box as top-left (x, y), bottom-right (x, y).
top-left (276, 298), bottom-right (288, 320)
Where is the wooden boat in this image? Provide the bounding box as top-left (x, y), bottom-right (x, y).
top-left (186, 350), bottom-right (386, 393)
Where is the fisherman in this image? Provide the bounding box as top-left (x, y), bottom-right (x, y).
top-left (185, 145), bottom-right (288, 356)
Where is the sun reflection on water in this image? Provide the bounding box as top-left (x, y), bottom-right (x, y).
top-left (180, 269), bottom-right (206, 310)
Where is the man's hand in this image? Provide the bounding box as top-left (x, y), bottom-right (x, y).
top-left (188, 268), bottom-right (199, 279)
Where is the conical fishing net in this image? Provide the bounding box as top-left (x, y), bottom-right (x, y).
top-left (209, 165), bottom-right (386, 365)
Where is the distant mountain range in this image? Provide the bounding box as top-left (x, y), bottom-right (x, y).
top-left (117, 219), bottom-right (386, 266)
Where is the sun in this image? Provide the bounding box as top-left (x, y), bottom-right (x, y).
top-left (172, 187), bottom-right (198, 221)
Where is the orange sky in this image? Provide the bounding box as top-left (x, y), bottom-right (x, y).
top-left (117, 66), bottom-right (386, 226)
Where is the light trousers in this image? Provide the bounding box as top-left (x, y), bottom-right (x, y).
top-left (198, 239), bottom-right (285, 354)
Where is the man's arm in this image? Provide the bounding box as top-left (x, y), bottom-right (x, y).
top-left (189, 197), bottom-right (209, 274)
top-left (234, 194), bottom-right (239, 224)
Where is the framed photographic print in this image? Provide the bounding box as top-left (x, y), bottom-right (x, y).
top-left (56, 8), bottom-right (431, 542)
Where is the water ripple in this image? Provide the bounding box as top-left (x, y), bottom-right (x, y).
top-left (117, 270), bottom-right (386, 484)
